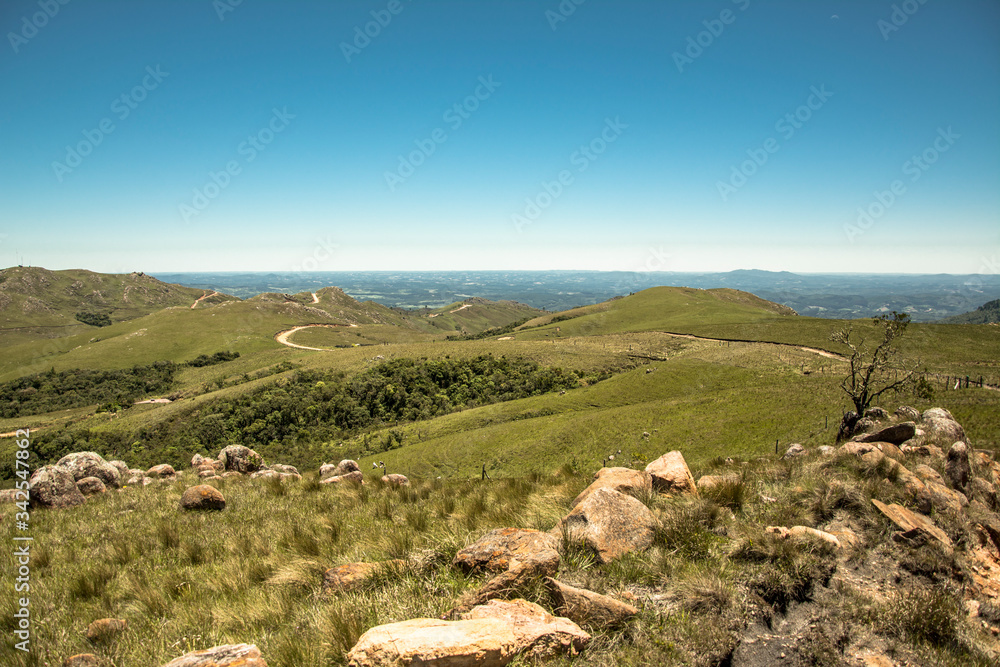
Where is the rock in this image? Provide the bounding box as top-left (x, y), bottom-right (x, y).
top-left (321, 470), bottom-right (364, 485)
top-left (645, 451), bottom-right (697, 495)
top-left (0, 488), bottom-right (24, 503)
top-left (545, 577), bottom-right (638, 628)
top-left (921, 409), bottom-right (967, 445)
top-left (321, 459), bottom-right (360, 479)
top-left (29, 465), bottom-right (86, 509)
top-left (971, 478), bottom-right (998, 508)
top-left (853, 416), bottom-right (877, 434)
top-left (553, 488), bottom-right (657, 563)
top-left (924, 480), bottom-right (967, 514)
top-left (249, 470), bottom-right (279, 480)
top-left (179, 485), bottom-right (226, 511)
top-left (347, 617), bottom-right (517, 666)
top-left (839, 441), bottom-right (879, 457)
top-left (460, 599), bottom-right (589, 660)
top-left (86, 618), bottom-right (127, 643)
top-left (946, 441), bottom-right (971, 495)
top-left (922, 407), bottom-right (955, 422)
top-left (198, 470), bottom-right (219, 478)
top-left (324, 561), bottom-right (405, 593)
top-left (873, 441), bottom-right (905, 462)
top-left (381, 474), bottom-right (409, 486)
top-left (766, 526), bottom-right (842, 548)
top-left (218, 445), bottom-right (263, 474)
top-left (864, 406), bottom-right (889, 420)
top-left (696, 474), bottom-right (741, 490)
top-left (571, 467), bottom-right (652, 507)
top-left (221, 471), bottom-right (243, 479)
top-left (871, 498), bottom-right (952, 551)
top-left (895, 406), bottom-right (920, 420)
top-left (817, 445), bottom-right (835, 456)
top-left (76, 476), bottom-right (107, 496)
top-left (63, 655), bottom-right (102, 667)
top-left (109, 460), bottom-right (129, 478)
top-left (914, 464), bottom-right (945, 485)
top-left (270, 464), bottom-right (300, 475)
top-left (910, 445), bottom-right (945, 459)
top-left (827, 528), bottom-right (861, 549)
top-left (56, 452), bottom-right (122, 488)
top-left (782, 443), bottom-right (807, 459)
top-left (191, 453), bottom-right (210, 467)
top-left (147, 464), bottom-right (176, 479)
top-left (454, 528), bottom-right (560, 575)
top-left (161, 643), bottom-right (267, 667)
top-left (858, 422), bottom-right (916, 445)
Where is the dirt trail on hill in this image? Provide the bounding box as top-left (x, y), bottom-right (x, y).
top-left (274, 323), bottom-right (359, 351)
top-left (450, 303), bottom-right (472, 313)
top-left (658, 331), bottom-right (849, 361)
top-left (311, 292), bottom-right (319, 304)
top-left (191, 290), bottom-right (219, 309)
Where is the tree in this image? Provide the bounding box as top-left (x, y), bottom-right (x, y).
top-left (830, 311), bottom-right (917, 417)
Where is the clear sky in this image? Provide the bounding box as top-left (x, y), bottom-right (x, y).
top-left (1, 0), bottom-right (998, 274)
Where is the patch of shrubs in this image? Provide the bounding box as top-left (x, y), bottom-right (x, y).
top-left (75, 311), bottom-right (112, 327)
top-left (186, 350), bottom-right (241, 367)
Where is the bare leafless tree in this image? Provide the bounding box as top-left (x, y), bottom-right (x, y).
top-left (830, 311), bottom-right (918, 416)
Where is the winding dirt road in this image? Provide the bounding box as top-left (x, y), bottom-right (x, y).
top-left (657, 331), bottom-right (849, 361)
top-left (274, 323), bottom-right (358, 351)
top-left (191, 290), bottom-right (219, 309)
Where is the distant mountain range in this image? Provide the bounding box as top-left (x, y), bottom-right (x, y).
top-left (940, 299), bottom-right (1000, 324)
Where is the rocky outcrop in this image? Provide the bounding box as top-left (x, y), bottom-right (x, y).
top-left (571, 467), bottom-right (652, 507)
top-left (946, 441), bottom-right (971, 495)
top-left (56, 452), bottom-right (121, 488)
top-left (553, 488), bottom-right (657, 563)
top-left (29, 465), bottom-right (86, 509)
top-left (76, 477), bottom-right (107, 496)
top-left (645, 451), bottom-right (697, 496)
top-left (871, 499), bottom-right (952, 551)
top-left (856, 422), bottom-right (916, 445)
top-left (461, 599), bottom-right (590, 660)
top-left (545, 577), bottom-right (638, 628)
top-left (218, 445), bottom-right (263, 474)
top-left (161, 643), bottom-right (267, 667)
top-left (180, 485), bottom-right (226, 511)
top-left (454, 528), bottom-right (561, 575)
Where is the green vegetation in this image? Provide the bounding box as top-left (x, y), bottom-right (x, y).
top-left (941, 298), bottom-right (1000, 324)
top-left (75, 311), bottom-right (112, 328)
top-left (185, 351), bottom-right (241, 367)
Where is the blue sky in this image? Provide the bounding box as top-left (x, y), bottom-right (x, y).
top-left (1, 0), bottom-right (998, 274)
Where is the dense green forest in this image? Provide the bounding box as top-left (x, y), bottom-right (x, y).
top-left (17, 355), bottom-right (587, 475)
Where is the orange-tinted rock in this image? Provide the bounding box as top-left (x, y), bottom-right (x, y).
top-left (179, 485), bottom-right (225, 511)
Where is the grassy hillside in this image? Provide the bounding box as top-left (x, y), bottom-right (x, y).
top-left (941, 299), bottom-right (1000, 324)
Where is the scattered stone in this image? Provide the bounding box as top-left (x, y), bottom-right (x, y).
top-left (29, 465), bottom-right (86, 509)
top-left (782, 444), bottom-right (807, 459)
top-left (321, 470), bottom-right (364, 484)
top-left (109, 460), bottom-right (130, 478)
top-left (817, 445), bottom-right (835, 456)
top-left (895, 406), bottom-right (921, 420)
top-left (381, 474), bottom-right (409, 486)
top-left (86, 618), bottom-right (127, 643)
top-left (76, 477), bottom-right (107, 496)
top-left (871, 498), bottom-right (952, 551)
top-left (645, 451), bottom-right (697, 495)
top-left (946, 441), bottom-right (971, 495)
top-left (147, 464), bottom-right (176, 479)
top-left (347, 616), bottom-right (517, 666)
top-left (766, 525), bottom-right (842, 548)
top-left (909, 444), bottom-right (945, 459)
top-left (270, 464), bottom-right (300, 475)
top-left (454, 528), bottom-right (560, 575)
top-left (863, 406), bottom-right (889, 420)
top-left (191, 453), bottom-right (210, 467)
top-left (545, 577), bottom-right (638, 628)
top-left (838, 441), bottom-right (879, 458)
top-left (921, 409), bottom-right (967, 445)
top-left (857, 422), bottom-right (916, 445)
top-left (180, 485), bottom-right (226, 511)
top-left (218, 445), bottom-right (264, 474)
top-left (553, 488), bottom-right (657, 564)
top-left (56, 452), bottom-right (122, 488)
top-left (198, 470), bottom-right (219, 478)
top-left (324, 561), bottom-right (405, 593)
top-left (161, 643), bottom-right (267, 667)
top-left (924, 480), bottom-right (968, 514)
top-left (321, 459), bottom-right (360, 479)
top-left (571, 467), bottom-right (652, 507)
top-left (827, 528), bottom-right (861, 549)
top-left (221, 471), bottom-right (243, 479)
top-left (914, 464), bottom-right (945, 486)
top-left (971, 478), bottom-right (998, 508)
top-left (0, 488), bottom-right (23, 503)
top-left (874, 441), bottom-right (905, 462)
top-left (461, 599), bottom-right (590, 660)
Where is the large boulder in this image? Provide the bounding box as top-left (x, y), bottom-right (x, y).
top-left (109, 460), bottom-right (130, 478)
top-left (180, 485), bottom-right (226, 511)
top-left (945, 441), bottom-right (971, 495)
top-left (347, 599), bottom-right (588, 667)
top-left (29, 465), bottom-right (85, 509)
top-left (921, 408), bottom-right (967, 445)
top-left (381, 474), bottom-right (409, 486)
top-left (545, 577), bottom-right (638, 628)
top-left (218, 445), bottom-right (263, 474)
top-left (454, 528), bottom-right (560, 575)
top-left (553, 488), bottom-right (657, 563)
top-left (76, 477), bottom-right (107, 496)
top-left (644, 451), bottom-right (697, 495)
top-left (571, 467), bottom-right (652, 507)
top-left (56, 452), bottom-right (122, 488)
top-left (147, 464), bottom-right (176, 479)
top-left (857, 422), bottom-right (916, 445)
top-left (321, 459), bottom-right (360, 479)
top-left (161, 643), bottom-right (267, 667)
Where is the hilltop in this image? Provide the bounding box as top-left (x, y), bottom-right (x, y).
top-left (941, 299), bottom-right (1000, 325)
